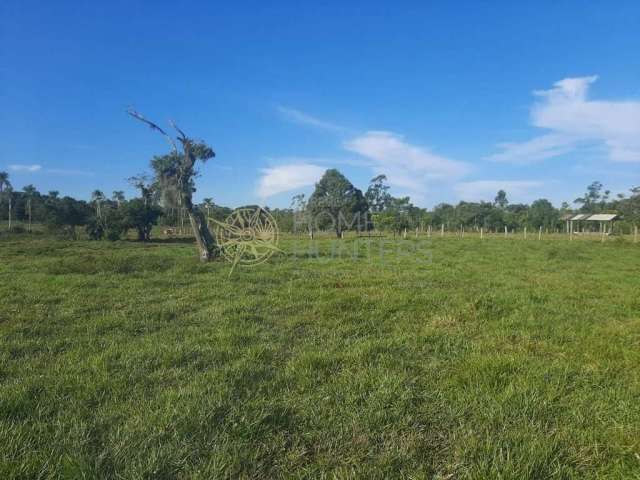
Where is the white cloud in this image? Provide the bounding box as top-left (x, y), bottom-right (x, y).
top-left (488, 133), bottom-right (578, 164)
top-left (46, 168), bottom-right (95, 177)
top-left (344, 130), bottom-right (470, 194)
top-left (488, 76), bottom-right (640, 163)
top-left (276, 106), bottom-right (346, 132)
top-left (257, 163), bottom-right (325, 198)
top-left (6, 164), bottom-right (94, 176)
top-left (454, 180), bottom-right (543, 203)
top-left (9, 164), bottom-right (42, 172)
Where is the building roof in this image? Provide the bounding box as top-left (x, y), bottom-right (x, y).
top-left (571, 214), bottom-right (590, 221)
top-left (586, 213), bottom-right (619, 221)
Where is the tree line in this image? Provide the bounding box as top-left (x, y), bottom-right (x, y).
top-left (2, 167), bottom-right (639, 241)
top-left (273, 172), bottom-right (640, 237)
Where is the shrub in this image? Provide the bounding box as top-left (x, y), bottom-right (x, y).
top-left (123, 199), bottom-right (162, 241)
top-left (86, 208), bottom-right (127, 241)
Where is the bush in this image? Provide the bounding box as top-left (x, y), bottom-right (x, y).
top-left (86, 209), bottom-right (127, 241)
top-left (123, 199), bottom-right (162, 241)
top-left (44, 197), bottom-right (91, 238)
top-left (86, 219), bottom-right (105, 240)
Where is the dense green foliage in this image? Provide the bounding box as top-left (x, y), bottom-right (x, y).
top-left (1, 234), bottom-right (638, 478)
top-left (1, 170), bottom-right (639, 240)
top-left (307, 169), bottom-right (369, 237)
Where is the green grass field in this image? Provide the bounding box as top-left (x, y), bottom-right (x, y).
top-left (1, 233), bottom-right (639, 479)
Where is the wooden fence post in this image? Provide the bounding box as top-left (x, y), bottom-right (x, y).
top-left (570, 221), bottom-right (573, 241)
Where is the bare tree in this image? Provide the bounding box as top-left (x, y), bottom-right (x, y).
top-left (127, 109), bottom-right (218, 261)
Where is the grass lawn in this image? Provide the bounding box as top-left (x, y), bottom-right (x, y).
top-left (1, 234), bottom-right (639, 479)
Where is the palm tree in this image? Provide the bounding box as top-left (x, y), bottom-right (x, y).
top-left (91, 190), bottom-right (105, 219)
top-left (0, 171), bottom-right (10, 193)
top-left (112, 191), bottom-right (125, 208)
top-left (5, 187), bottom-right (13, 231)
top-left (0, 171), bottom-right (11, 231)
top-left (202, 198), bottom-right (214, 219)
top-left (22, 184), bottom-right (38, 232)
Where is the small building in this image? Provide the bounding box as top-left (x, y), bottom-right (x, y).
top-left (570, 213), bottom-right (619, 235)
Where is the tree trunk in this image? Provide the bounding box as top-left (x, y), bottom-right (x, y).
top-left (186, 207), bottom-right (217, 262)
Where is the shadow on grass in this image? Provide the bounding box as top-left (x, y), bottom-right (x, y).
top-left (126, 237), bottom-right (196, 245)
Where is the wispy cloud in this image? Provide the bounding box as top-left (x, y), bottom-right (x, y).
top-left (9, 164), bottom-right (42, 172)
top-left (344, 130), bottom-right (470, 194)
top-left (7, 164), bottom-right (93, 176)
top-left (488, 133), bottom-right (578, 164)
top-left (276, 106), bottom-right (347, 133)
top-left (257, 163), bottom-right (325, 199)
top-left (46, 168), bottom-right (95, 177)
top-left (487, 76), bottom-right (640, 163)
top-left (454, 180), bottom-right (543, 202)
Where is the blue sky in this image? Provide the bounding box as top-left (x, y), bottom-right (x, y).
top-left (1, 1), bottom-right (639, 208)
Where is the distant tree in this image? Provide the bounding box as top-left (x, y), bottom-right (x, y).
top-left (86, 203), bottom-right (127, 241)
top-left (268, 207), bottom-right (294, 234)
top-left (494, 190), bottom-right (508, 209)
top-left (619, 186), bottom-right (640, 228)
top-left (308, 169), bottom-right (368, 238)
top-left (201, 198), bottom-right (214, 218)
top-left (3, 187), bottom-right (14, 231)
top-left (45, 197), bottom-right (91, 238)
top-left (529, 199), bottom-right (558, 229)
top-left (574, 181), bottom-right (604, 212)
top-left (128, 109), bottom-right (217, 261)
top-left (291, 193), bottom-right (314, 237)
top-left (365, 174), bottom-right (391, 213)
top-left (375, 196), bottom-right (414, 236)
top-left (0, 172), bottom-right (12, 230)
top-left (91, 190), bottom-right (105, 219)
top-left (48, 191), bottom-right (59, 200)
top-left (432, 203), bottom-right (456, 229)
top-left (112, 191), bottom-right (126, 208)
top-left (123, 198), bottom-right (162, 241)
top-left (22, 185), bottom-right (38, 232)
top-left (128, 175), bottom-right (155, 206)
top-left (0, 171), bottom-right (10, 193)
